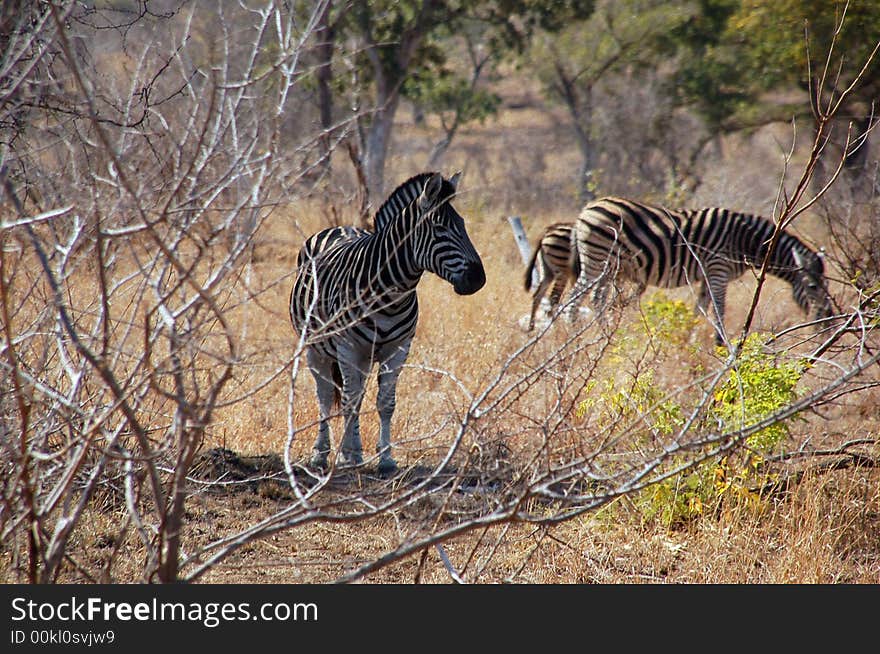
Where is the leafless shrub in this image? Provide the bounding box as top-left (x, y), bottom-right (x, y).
top-left (0, 0), bottom-right (347, 583)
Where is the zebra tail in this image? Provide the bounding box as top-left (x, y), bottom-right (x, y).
top-left (524, 243), bottom-right (540, 291)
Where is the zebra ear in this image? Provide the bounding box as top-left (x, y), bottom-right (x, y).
top-left (792, 249), bottom-right (805, 270)
top-left (448, 171), bottom-right (462, 191)
top-left (419, 172), bottom-right (443, 210)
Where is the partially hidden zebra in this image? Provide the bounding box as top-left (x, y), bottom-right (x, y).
top-left (523, 221), bottom-right (579, 331)
top-left (289, 172), bottom-right (486, 473)
top-left (568, 196), bottom-right (833, 345)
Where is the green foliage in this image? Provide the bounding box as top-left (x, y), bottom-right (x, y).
top-left (637, 460), bottom-right (721, 526)
top-left (711, 332), bottom-right (807, 453)
top-left (530, 0), bottom-right (695, 100)
top-left (577, 294), bottom-right (695, 449)
top-left (602, 292), bottom-right (701, 363)
top-left (639, 333), bottom-right (807, 528)
top-left (728, 0), bottom-right (880, 91)
top-left (341, 0), bottom-right (596, 85)
top-left (666, 0), bottom-right (745, 129)
top-left (670, 0), bottom-right (880, 130)
top-left (577, 371), bottom-right (685, 439)
top-left (403, 71), bottom-right (501, 125)
top-left (582, 303), bottom-right (808, 528)
top-left (639, 293), bottom-right (702, 347)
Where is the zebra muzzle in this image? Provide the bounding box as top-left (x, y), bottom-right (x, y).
top-left (452, 261), bottom-right (487, 295)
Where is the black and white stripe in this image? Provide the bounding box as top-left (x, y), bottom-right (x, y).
top-left (296, 225), bottom-right (370, 270)
top-left (289, 172), bottom-right (486, 472)
top-left (523, 221), bottom-right (579, 331)
top-left (570, 196), bottom-right (833, 344)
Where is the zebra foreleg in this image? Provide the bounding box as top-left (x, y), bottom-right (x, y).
top-left (375, 345), bottom-right (410, 475)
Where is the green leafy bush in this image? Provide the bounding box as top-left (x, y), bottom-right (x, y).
top-left (580, 301), bottom-right (808, 527)
top-left (642, 332), bottom-right (807, 527)
top-left (711, 332), bottom-right (807, 454)
top-left (577, 370), bottom-right (684, 439)
top-left (639, 292), bottom-right (701, 345)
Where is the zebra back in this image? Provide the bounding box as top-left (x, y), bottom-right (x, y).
top-left (296, 225), bottom-right (369, 269)
top-left (678, 206), bottom-right (831, 316)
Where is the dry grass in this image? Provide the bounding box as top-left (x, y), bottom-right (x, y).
top-left (34, 460), bottom-right (875, 584)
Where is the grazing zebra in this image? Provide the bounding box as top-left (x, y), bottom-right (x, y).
top-left (569, 196), bottom-right (833, 345)
top-left (523, 222), bottom-right (579, 331)
top-left (289, 172), bottom-right (486, 473)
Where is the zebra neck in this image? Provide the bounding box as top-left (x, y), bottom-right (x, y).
top-left (371, 222), bottom-right (424, 292)
top-left (722, 212), bottom-right (799, 281)
top-left (762, 233), bottom-right (802, 282)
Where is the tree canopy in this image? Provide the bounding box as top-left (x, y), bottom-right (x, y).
top-left (672, 0), bottom-right (880, 132)
top-left (311, 0), bottom-right (594, 203)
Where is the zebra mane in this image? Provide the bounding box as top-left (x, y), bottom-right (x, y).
top-left (372, 172), bottom-right (456, 232)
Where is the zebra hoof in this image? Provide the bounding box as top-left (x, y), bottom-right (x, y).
top-left (309, 451), bottom-right (329, 470)
top-left (338, 451), bottom-right (364, 468)
top-left (377, 457), bottom-right (398, 476)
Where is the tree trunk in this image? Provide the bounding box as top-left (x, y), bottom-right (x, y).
top-left (570, 91), bottom-right (595, 203)
top-left (354, 2), bottom-right (432, 206)
top-left (362, 77), bottom-right (402, 206)
top-left (574, 122), bottom-right (595, 203)
top-left (426, 134), bottom-right (453, 169)
top-left (315, 1), bottom-right (335, 175)
top-left (554, 64), bottom-right (596, 203)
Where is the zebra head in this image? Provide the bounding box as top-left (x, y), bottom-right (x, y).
top-left (791, 247), bottom-right (833, 320)
top-left (413, 172), bottom-right (486, 295)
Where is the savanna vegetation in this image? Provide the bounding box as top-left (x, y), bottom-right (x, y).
top-left (1, 0), bottom-right (878, 584)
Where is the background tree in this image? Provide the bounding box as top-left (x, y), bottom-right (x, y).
top-left (331, 0), bottom-right (593, 206)
top-left (404, 19), bottom-right (501, 169)
top-left (527, 0), bottom-right (696, 201)
top-left (671, 0), bottom-right (880, 173)
top-left (0, 0), bottom-right (330, 583)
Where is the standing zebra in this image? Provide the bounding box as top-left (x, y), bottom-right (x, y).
top-left (289, 172), bottom-right (486, 473)
top-left (569, 196), bottom-right (832, 345)
top-left (523, 221), bottom-right (579, 331)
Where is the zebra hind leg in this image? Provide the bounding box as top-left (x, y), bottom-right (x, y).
top-left (566, 275), bottom-right (590, 324)
top-left (527, 271), bottom-right (554, 331)
top-left (547, 277), bottom-right (568, 320)
top-left (338, 356), bottom-right (368, 467)
top-left (586, 277), bottom-right (616, 337)
top-left (307, 350), bottom-right (338, 470)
